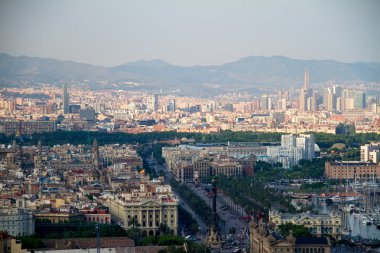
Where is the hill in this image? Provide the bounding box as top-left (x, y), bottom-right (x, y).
top-left (1, 53), bottom-right (379, 95)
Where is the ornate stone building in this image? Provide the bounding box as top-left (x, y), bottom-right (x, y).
top-left (249, 220), bottom-right (331, 253)
top-left (269, 210), bottom-right (342, 239)
top-left (107, 180), bottom-right (178, 236)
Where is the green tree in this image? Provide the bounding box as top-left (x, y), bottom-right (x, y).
top-left (278, 223), bottom-right (311, 238)
top-left (18, 235), bottom-right (43, 249)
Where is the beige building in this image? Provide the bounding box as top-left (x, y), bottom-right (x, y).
top-left (0, 232), bottom-right (26, 253)
top-left (269, 211), bottom-right (342, 239)
top-left (325, 161), bottom-right (380, 179)
top-left (250, 220), bottom-right (331, 253)
top-left (0, 120), bottom-right (56, 136)
top-left (107, 181), bottom-right (178, 236)
top-left (34, 210), bottom-right (84, 223)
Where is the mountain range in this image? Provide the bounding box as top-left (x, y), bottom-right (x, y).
top-left (1, 53), bottom-right (379, 95)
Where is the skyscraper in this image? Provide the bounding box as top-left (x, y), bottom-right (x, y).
top-left (63, 83), bottom-right (69, 114)
top-left (260, 94), bottom-right (269, 110)
top-left (333, 85), bottom-right (343, 98)
top-left (311, 91), bottom-right (318, 111)
top-left (354, 90), bottom-right (366, 109)
top-left (303, 68), bottom-right (310, 90)
top-left (327, 92), bottom-right (336, 111)
top-left (299, 89), bottom-right (307, 112)
top-left (147, 94), bottom-right (159, 111)
top-left (299, 69), bottom-right (313, 112)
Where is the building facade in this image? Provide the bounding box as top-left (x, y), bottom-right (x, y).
top-left (325, 161), bottom-right (380, 179)
top-left (0, 232), bottom-right (26, 253)
top-left (0, 207), bottom-right (35, 237)
top-left (269, 211), bottom-right (342, 239)
top-left (63, 83), bottom-right (69, 114)
top-left (0, 120), bottom-right (56, 136)
top-left (360, 143), bottom-right (380, 163)
top-left (267, 134), bottom-right (315, 168)
top-left (250, 220), bottom-right (331, 253)
top-left (147, 95), bottom-right (159, 112)
top-left (107, 181), bottom-right (178, 236)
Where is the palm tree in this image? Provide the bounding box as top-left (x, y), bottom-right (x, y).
top-left (128, 217), bottom-right (140, 228)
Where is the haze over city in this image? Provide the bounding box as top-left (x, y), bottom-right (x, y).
top-left (0, 0), bottom-right (379, 66)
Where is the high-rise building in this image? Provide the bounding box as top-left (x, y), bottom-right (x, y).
top-left (299, 89), bottom-right (307, 112)
top-left (327, 93), bottom-right (336, 111)
top-left (311, 91), bottom-right (318, 111)
top-left (299, 69), bottom-right (313, 112)
top-left (260, 95), bottom-right (269, 110)
top-left (167, 99), bottom-right (176, 112)
top-left (303, 68), bottom-right (310, 90)
top-left (277, 98), bottom-right (287, 111)
top-left (268, 134), bottom-right (315, 168)
top-left (354, 90), bottom-right (366, 109)
top-left (306, 97), bottom-right (313, 111)
top-left (63, 83), bottom-right (69, 114)
top-left (336, 97), bottom-right (345, 112)
top-left (296, 134), bottom-right (315, 160)
top-left (333, 85), bottom-right (343, 98)
top-left (360, 143), bottom-right (380, 162)
top-left (147, 94), bottom-right (159, 111)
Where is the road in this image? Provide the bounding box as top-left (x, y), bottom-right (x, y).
top-left (149, 159), bottom-right (249, 249)
top-left (146, 159), bottom-right (208, 238)
top-left (188, 183), bottom-right (250, 248)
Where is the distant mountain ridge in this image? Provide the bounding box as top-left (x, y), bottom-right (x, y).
top-left (1, 53), bottom-right (379, 94)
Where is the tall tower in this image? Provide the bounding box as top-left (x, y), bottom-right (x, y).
top-left (35, 140), bottom-right (43, 168)
top-left (311, 91), bottom-right (318, 111)
top-left (16, 129), bottom-right (23, 170)
top-left (147, 94), bottom-right (159, 111)
top-left (299, 89), bottom-right (307, 112)
top-left (38, 140), bottom-right (42, 161)
top-left (92, 138), bottom-right (100, 170)
top-left (303, 68), bottom-right (310, 90)
top-left (205, 168), bottom-right (224, 249)
top-left (63, 83), bottom-right (69, 114)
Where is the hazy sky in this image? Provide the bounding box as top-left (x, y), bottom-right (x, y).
top-left (0, 0), bottom-right (379, 66)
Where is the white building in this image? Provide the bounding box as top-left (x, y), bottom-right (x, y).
top-left (296, 134), bottom-right (315, 160)
top-left (0, 207), bottom-right (35, 237)
top-left (361, 143), bottom-right (380, 162)
top-left (267, 134), bottom-right (315, 168)
top-left (147, 94), bottom-right (159, 112)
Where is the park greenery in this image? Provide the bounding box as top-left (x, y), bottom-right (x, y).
top-left (1, 129), bottom-right (379, 151)
top-left (178, 206), bottom-right (201, 235)
top-left (216, 175), bottom-right (297, 216)
top-left (170, 178), bottom-right (223, 227)
top-left (254, 157), bottom-right (338, 182)
top-left (35, 222), bottom-right (128, 239)
top-left (18, 235), bottom-right (44, 249)
top-left (20, 222), bottom-right (127, 249)
top-left (278, 223), bottom-right (311, 238)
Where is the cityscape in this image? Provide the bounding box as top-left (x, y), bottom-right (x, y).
top-left (0, 1), bottom-right (380, 253)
